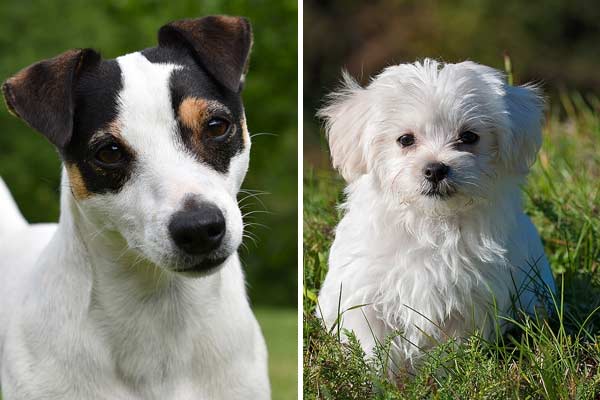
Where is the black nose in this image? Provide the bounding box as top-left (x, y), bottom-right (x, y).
top-left (423, 162), bottom-right (449, 183)
top-left (168, 203), bottom-right (226, 255)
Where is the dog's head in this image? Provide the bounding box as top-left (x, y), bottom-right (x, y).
top-left (2, 16), bottom-right (253, 275)
top-left (320, 59), bottom-right (544, 213)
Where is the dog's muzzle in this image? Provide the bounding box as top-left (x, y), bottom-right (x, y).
top-left (421, 162), bottom-right (456, 199)
top-left (423, 162), bottom-right (449, 184)
top-left (168, 202), bottom-right (226, 256)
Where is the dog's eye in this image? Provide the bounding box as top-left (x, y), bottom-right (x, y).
top-left (206, 117), bottom-right (231, 139)
top-left (458, 131), bottom-right (479, 144)
top-left (397, 134), bottom-right (415, 147)
top-left (95, 143), bottom-right (124, 166)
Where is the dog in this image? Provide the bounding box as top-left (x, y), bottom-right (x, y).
top-left (317, 59), bottom-right (556, 372)
top-left (0, 16), bottom-right (270, 399)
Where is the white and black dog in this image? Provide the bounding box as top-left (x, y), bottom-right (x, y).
top-left (0, 16), bottom-right (270, 399)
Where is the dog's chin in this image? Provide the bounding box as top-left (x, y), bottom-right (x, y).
top-left (407, 183), bottom-right (482, 216)
top-left (170, 255), bottom-right (230, 277)
top-left (160, 238), bottom-right (242, 277)
top-left (420, 183), bottom-right (457, 200)
top-left (421, 189), bottom-right (455, 200)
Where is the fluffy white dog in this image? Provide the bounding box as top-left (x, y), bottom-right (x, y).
top-left (317, 59), bottom-right (556, 371)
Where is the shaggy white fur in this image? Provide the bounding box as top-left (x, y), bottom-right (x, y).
top-left (317, 59), bottom-right (556, 370)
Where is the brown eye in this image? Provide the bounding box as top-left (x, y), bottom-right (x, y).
top-left (206, 117), bottom-right (231, 139)
top-left (397, 133), bottom-right (415, 147)
top-left (459, 131), bottom-right (479, 144)
top-left (95, 143), bottom-right (124, 166)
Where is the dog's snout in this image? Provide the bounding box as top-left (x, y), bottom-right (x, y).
top-left (423, 162), bottom-right (449, 183)
top-left (169, 203), bottom-right (226, 255)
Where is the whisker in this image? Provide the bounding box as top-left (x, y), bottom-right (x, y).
top-left (244, 221), bottom-right (270, 230)
top-left (250, 132), bottom-right (278, 139)
top-left (242, 210), bottom-right (272, 218)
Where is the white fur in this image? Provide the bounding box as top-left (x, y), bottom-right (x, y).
top-left (317, 59), bottom-right (556, 370)
top-left (0, 179), bottom-right (26, 237)
top-left (0, 52), bottom-right (269, 399)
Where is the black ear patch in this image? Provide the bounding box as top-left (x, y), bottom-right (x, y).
top-left (2, 48), bottom-right (101, 149)
top-left (157, 15), bottom-right (252, 93)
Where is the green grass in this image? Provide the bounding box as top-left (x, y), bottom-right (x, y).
top-left (303, 94), bottom-right (600, 399)
top-left (256, 307), bottom-right (298, 399)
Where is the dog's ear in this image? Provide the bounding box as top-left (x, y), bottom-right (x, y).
top-left (158, 16), bottom-right (252, 93)
top-left (461, 62), bottom-right (544, 174)
top-left (2, 48), bottom-right (101, 149)
top-left (500, 84), bottom-right (544, 174)
top-left (318, 72), bottom-right (371, 182)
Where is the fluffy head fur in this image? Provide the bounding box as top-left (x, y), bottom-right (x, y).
top-left (319, 59), bottom-right (543, 215)
top-left (317, 59), bottom-right (555, 372)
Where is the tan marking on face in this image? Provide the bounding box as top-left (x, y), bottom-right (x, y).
top-left (66, 164), bottom-right (91, 200)
top-left (241, 115), bottom-right (250, 146)
top-left (179, 97), bottom-right (209, 133)
top-left (178, 97), bottom-right (210, 155)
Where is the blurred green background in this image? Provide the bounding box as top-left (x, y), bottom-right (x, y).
top-left (0, 0), bottom-right (297, 398)
top-left (304, 0), bottom-right (600, 167)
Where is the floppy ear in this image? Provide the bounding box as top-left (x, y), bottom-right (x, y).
top-left (499, 84), bottom-right (544, 174)
top-left (2, 48), bottom-right (101, 149)
top-left (318, 72), bottom-right (372, 183)
top-left (158, 15), bottom-right (253, 93)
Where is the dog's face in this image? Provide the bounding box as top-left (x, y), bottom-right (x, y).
top-left (2, 16), bottom-right (253, 275)
top-left (320, 60), bottom-right (544, 213)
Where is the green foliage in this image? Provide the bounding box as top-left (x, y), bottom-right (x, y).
top-left (303, 168), bottom-right (344, 311)
top-left (255, 307), bottom-right (299, 400)
top-left (0, 0), bottom-right (297, 306)
top-left (304, 314), bottom-right (374, 399)
top-left (303, 96), bottom-right (600, 398)
top-left (304, 0), bottom-right (600, 155)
